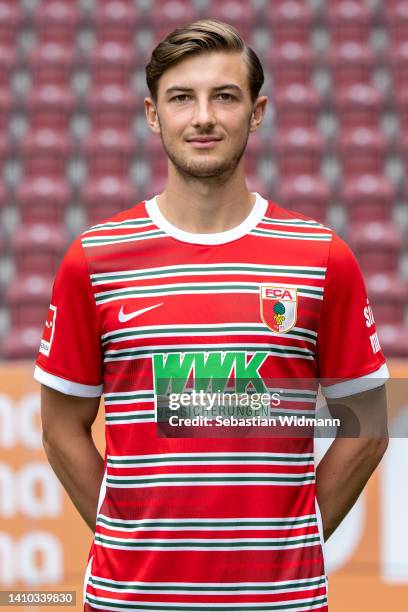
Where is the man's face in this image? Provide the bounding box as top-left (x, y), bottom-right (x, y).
top-left (145, 51), bottom-right (266, 180)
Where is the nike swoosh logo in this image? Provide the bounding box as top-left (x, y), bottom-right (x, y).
top-left (118, 303), bottom-right (163, 323)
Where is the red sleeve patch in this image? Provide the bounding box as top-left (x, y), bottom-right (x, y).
top-left (39, 305), bottom-right (57, 357)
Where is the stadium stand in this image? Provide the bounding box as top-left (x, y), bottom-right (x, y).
top-left (0, 0), bottom-right (407, 358)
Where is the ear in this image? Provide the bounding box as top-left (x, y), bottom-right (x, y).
top-left (249, 95), bottom-right (268, 133)
top-left (144, 97), bottom-right (161, 134)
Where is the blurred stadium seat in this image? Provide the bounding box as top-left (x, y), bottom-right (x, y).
top-left (366, 273), bottom-right (408, 326)
top-left (82, 176), bottom-right (138, 226)
top-left (86, 85), bottom-right (138, 130)
top-left (348, 222), bottom-right (404, 275)
top-left (266, 1), bottom-right (313, 45)
top-left (88, 41), bottom-right (136, 87)
top-left (19, 128), bottom-right (72, 178)
top-left (277, 175), bottom-right (331, 225)
top-left (337, 128), bottom-right (389, 177)
top-left (341, 174), bottom-right (395, 223)
top-left (333, 84), bottom-right (385, 129)
top-left (327, 42), bottom-right (375, 88)
top-left (83, 128), bottom-right (136, 177)
top-left (0, 1), bottom-right (23, 46)
top-left (273, 127), bottom-right (325, 178)
top-left (1, 326), bottom-right (44, 360)
top-left (33, 1), bottom-right (82, 45)
top-left (325, 1), bottom-right (374, 44)
top-left (27, 42), bottom-right (77, 86)
top-left (0, 43), bottom-right (16, 87)
top-left (24, 84), bottom-right (76, 130)
top-left (93, 1), bottom-right (141, 44)
top-left (272, 83), bottom-right (322, 129)
top-left (384, 1), bottom-right (408, 45)
top-left (15, 176), bottom-right (71, 225)
top-left (5, 274), bottom-right (53, 327)
top-left (266, 42), bottom-right (315, 87)
top-left (148, 1), bottom-right (198, 43)
top-left (11, 223), bottom-right (69, 276)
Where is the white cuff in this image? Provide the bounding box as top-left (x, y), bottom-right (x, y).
top-left (321, 363), bottom-right (389, 399)
top-left (34, 365), bottom-right (103, 398)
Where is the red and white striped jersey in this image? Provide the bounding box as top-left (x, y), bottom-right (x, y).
top-left (35, 193), bottom-right (388, 612)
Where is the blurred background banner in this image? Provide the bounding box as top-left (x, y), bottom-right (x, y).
top-left (1, 362), bottom-right (408, 612)
top-left (1, 0), bottom-right (408, 610)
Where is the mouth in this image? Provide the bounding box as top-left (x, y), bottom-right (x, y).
top-left (187, 138), bottom-right (222, 148)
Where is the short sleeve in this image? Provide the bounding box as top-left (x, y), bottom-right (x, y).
top-left (34, 237), bottom-right (103, 397)
top-left (317, 233), bottom-right (389, 399)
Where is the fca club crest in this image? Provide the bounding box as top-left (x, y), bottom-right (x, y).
top-left (260, 285), bottom-right (297, 333)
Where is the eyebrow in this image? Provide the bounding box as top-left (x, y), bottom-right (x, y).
top-left (165, 84), bottom-right (243, 95)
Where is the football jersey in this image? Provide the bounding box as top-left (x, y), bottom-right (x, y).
top-left (34, 192), bottom-right (388, 612)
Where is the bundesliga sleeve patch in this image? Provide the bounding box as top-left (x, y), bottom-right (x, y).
top-left (260, 285), bottom-right (297, 333)
top-left (39, 305), bottom-right (57, 357)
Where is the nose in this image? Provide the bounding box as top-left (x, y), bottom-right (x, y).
top-left (191, 96), bottom-right (216, 129)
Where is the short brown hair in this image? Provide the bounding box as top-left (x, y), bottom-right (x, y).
top-left (145, 19), bottom-right (264, 104)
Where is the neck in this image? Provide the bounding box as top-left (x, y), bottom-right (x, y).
top-left (156, 160), bottom-right (255, 234)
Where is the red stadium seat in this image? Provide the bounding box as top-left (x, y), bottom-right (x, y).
top-left (11, 223), bottom-right (68, 276)
top-left (266, 42), bottom-right (315, 87)
top-left (86, 85), bottom-right (138, 130)
top-left (83, 128), bottom-right (136, 178)
top-left (273, 83), bottom-right (322, 129)
top-left (266, 1), bottom-right (314, 45)
top-left (394, 86), bottom-right (408, 132)
top-left (82, 176), bottom-right (138, 226)
top-left (325, 1), bottom-right (373, 44)
top-left (0, 132), bottom-right (10, 168)
top-left (388, 41), bottom-right (408, 88)
top-left (93, 1), bottom-right (141, 44)
top-left (88, 42), bottom-right (136, 87)
top-left (19, 128), bottom-right (72, 178)
top-left (0, 87), bottom-right (14, 131)
top-left (145, 135), bottom-right (168, 178)
top-left (15, 176), bottom-right (71, 224)
top-left (365, 273), bottom-right (408, 326)
top-left (0, 2), bottom-right (23, 46)
top-left (1, 326), bottom-right (44, 360)
top-left (273, 127), bottom-right (325, 178)
top-left (377, 323), bottom-right (408, 358)
top-left (327, 42), bottom-right (375, 88)
top-left (384, 2), bottom-right (408, 45)
top-left (148, 1), bottom-right (198, 44)
top-left (341, 174), bottom-right (395, 223)
top-left (24, 85), bottom-right (76, 130)
top-left (5, 274), bottom-right (53, 327)
top-left (246, 174), bottom-right (269, 197)
top-left (27, 42), bottom-right (77, 86)
top-left (277, 175), bottom-right (331, 224)
top-left (337, 128), bottom-right (389, 177)
top-left (210, 1), bottom-right (258, 42)
top-left (246, 131), bottom-right (264, 175)
top-left (33, 1), bottom-right (81, 45)
top-left (0, 44), bottom-right (16, 87)
top-left (348, 222), bottom-right (404, 275)
top-left (333, 83), bottom-right (385, 129)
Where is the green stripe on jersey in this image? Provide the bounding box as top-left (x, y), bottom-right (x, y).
top-left (90, 263), bottom-right (326, 284)
top-left (94, 282), bottom-right (323, 304)
top-left (83, 218), bottom-right (154, 233)
top-left (82, 229), bottom-right (166, 247)
top-left (106, 452), bottom-right (314, 467)
top-left (101, 323), bottom-right (317, 346)
top-left (85, 594), bottom-right (328, 611)
top-left (106, 473), bottom-right (315, 487)
top-left (95, 514), bottom-right (318, 531)
top-left (250, 228), bottom-right (332, 241)
top-left (103, 345), bottom-right (315, 363)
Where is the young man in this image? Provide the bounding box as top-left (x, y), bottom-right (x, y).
top-left (35, 20), bottom-right (389, 612)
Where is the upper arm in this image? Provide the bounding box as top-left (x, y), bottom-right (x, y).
top-left (326, 383), bottom-right (389, 438)
top-left (41, 384), bottom-right (101, 442)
